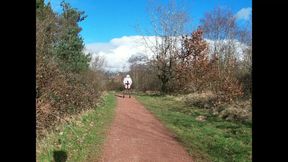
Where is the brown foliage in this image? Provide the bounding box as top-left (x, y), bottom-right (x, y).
top-left (176, 28), bottom-right (210, 92)
top-left (36, 2), bottom-right (106, 138)
top-left (36, 52), bottom-right (104, 138)
top-left (177, 28), bottom-right (243, 103)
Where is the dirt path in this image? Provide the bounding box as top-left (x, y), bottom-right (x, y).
top-left (99, 95), bottom-right (194, 162)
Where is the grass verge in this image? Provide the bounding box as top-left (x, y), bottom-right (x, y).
top-left (136, 94), bottom-right (252, 162)
top-left (36, 92), bottom-right (116, 162)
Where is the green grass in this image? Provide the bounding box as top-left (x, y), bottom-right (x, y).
top-left (36, 92), bottom-right (116, 162)
top-left (136, 95), bottom-right (252, 162)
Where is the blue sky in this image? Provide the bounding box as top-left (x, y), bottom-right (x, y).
top-left (45, 0), bottom-right (251, 72)
top-left (46, 0), bottom-right (252, 44)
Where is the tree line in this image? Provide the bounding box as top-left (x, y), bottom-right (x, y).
top-left (128, 2), bottom-right (251, 101)
top-left (36, 0), bottom-right (252, 136)
top-left (36, 0), bottom-right (106, 137)
top-left (125, 1), bottom-right (252, 121)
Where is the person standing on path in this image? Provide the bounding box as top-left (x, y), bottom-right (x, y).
top-left (123, 74), bottom-right (133, 98)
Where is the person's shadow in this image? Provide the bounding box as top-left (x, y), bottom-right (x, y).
top-left (53, 150), bottom-right (67, 162)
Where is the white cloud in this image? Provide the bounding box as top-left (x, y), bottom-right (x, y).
top-left (85, 36), bottom-right (154, 72)
top-left (235, 7), bottom-right (252, 21)
top-left (85, 36), bottom-right (249, 72)
top-left (205, 39), bottom-right (248, 60)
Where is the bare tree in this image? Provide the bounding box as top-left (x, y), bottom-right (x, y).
top-left (128, 53), bottom-right (148, 90)
top-left (91, 55), bottom-right (105, 72)
top-left (143, 0), bottom-right (189, 93)
top-left (200, 6), bottom-right (241, 67)
top-left (200, 6), bottom-right (252, 99)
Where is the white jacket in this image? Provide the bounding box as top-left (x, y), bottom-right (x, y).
top-left (123, 77), bottom-right (132, 85)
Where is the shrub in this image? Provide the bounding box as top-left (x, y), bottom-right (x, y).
top-left (183, 91), bottom-right (251, 122)
top-left (36, 1), bottom-right (106, 138)
top-left (213, 99), bottom-right (252, 122)
top-left (184, 91), bottom-right (217, 108)
top-left (36, 54), bottom-right (104, 137)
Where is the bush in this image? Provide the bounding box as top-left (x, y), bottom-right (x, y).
top-left (184, 91), bottom-right (217, 108)
top-left (237, 71), bottom-right (252, 98)
top-left (183, 91), bottom-right (251, 122)
top-left (36, 1), bottom-right (106, 138)
top-left (36, 55), bottom-right (104, 138)
top-left (212, 99), bottom-right (252, 122)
